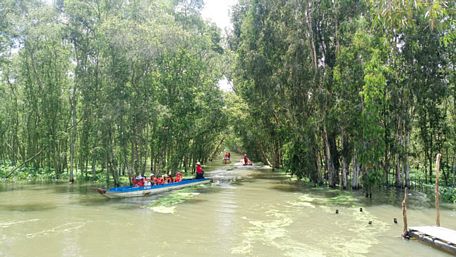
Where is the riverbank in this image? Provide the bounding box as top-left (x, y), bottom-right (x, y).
top-left (2, 158), bottom-right (456, 205)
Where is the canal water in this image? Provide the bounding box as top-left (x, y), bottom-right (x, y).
top-left (1, 161), bottom-right (455, 257)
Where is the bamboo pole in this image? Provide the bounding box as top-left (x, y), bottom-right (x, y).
top-left (435, 153), bottom-right (441, 227)
top-left (402, 187), bottom-right (408, 237)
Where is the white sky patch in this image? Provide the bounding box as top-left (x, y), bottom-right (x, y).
top-left (201, 0), bottom-right (238, 32)
top-left (218, 77), bottom-right (233, 92)
top-left (201, 1), bottom-right (238, 92)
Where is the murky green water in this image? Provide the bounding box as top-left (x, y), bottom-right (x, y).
top-left (1, 163), bottom-right (455, 257)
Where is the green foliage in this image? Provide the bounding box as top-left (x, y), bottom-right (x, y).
top-left (283, 132), bottom-right (319, 183)
top-left (0, 0), bottom-right (227, 185)
top-left (229, 0), bottom-right (455, 191)
top-left (362, 169), bottom-right (383, 188)
top-left (440, 187), bottom-right (456, 203)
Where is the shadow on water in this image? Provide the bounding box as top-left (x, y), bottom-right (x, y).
top-left (76, 194), bottom-right (113, 206)
top-left (0, 183), bottom-right (52, 192)
top-left (51, 184), bottom-right (97, 195)
top-left (265, 173), bottom-right (443, 210)
top-left (0, 203), bottom-right (57, 212)
top-left (181, 198), bottom-right (207, 205)
top-left (0, 182), bottom-right (99, 195)
top-left (194, 185), bottom-right (223, 194)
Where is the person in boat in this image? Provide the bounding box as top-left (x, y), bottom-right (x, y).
top-left (165, 174), bottom-right (173, 184)
top-left (148, 173), bottom-right (155, 186)
top-left (155, 175), bottom-right (163, 185)
top-left (224, 151), bottom-right (231, 164)
top-left (160, 175), bottom-right (165, 184)
top-left (195, 161), bottom-right (204, 179)
top-left (243, 154), bottom-right (248, 166)
top-left (223, 152), bottom-right (228, 164)
top-left (133, 174), bottom-right (145, 187)
top-left (174, 172), bottom-right (183, 182)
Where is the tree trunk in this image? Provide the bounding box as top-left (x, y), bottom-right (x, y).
top-left (69, 86), bottom-right (77, 184)
top-left (435, 153), bottom-right (441, 227)
top-left (395, 153), bottom-right (402, 188)
top-left (395, 118), bottom-right (403, 188)
top-left (91, 157), bottom-right (96, 177)
top-left (429, 136), bottom-right (434, 184)
top-left (312, 146), bottom-right (322, 184)
top-left (340, 132), bottom-right (350, 190)
top-left (323, 126), bottom-right (336, 187)
top-left (404, 128), bottom-right (410, 188)
top-left (352, 153), bottom-right (360, 189)
top-left (341, 155), bottom-right (348, 190)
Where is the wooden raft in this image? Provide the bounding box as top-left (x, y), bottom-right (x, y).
top-left (408, 226), bottom-right (456, 255)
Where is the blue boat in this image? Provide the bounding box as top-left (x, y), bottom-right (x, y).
top-left (97, 178), bottom-right (211, 198)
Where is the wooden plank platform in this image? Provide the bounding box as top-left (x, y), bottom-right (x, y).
top-left (409, 226), bottom-right (456, 255)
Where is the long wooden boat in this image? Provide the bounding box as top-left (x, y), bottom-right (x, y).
top-left (97, 178), bottom-right (211, 198)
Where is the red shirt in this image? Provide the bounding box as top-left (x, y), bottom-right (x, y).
top-left (196, 165), bottom-right (203, 174)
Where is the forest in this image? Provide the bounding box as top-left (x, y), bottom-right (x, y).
top-left (0, 0), bottom-right (455, 199)
top-left (0, 0), bottom-right (227, 185)
top-left (227, 0), bottom-right (455, 197)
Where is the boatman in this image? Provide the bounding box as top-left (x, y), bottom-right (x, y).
top-left (195, 162), bottom-right (204, 179)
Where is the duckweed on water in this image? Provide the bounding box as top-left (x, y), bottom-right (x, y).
top-left (294, 191), bottom-right (360, 207)
top-left (326, 193), bottom-right (360, 206)
top-left (148, 186), bottom-right (204, 213)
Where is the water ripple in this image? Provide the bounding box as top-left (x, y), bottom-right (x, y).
top-left (26, 222), bottom-right (86, 238)
top-left (0, 219), bottom-right (40, 228)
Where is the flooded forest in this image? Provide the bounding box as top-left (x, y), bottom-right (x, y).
top-left (0, 0), bottom-right (455, 256)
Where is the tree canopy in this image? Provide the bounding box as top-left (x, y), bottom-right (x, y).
top-left (0, 0), bottom-right (226, 185)
top-left (228, 0), bottom-right (455, 192)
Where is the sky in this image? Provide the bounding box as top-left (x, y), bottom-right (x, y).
top-left (201, 0), bottom-right (238, 32)
top-left (201, 0), bottom-right (237, 91)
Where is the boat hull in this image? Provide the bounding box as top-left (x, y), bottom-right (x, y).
top-left (98, 178), bottom-right (211, 198)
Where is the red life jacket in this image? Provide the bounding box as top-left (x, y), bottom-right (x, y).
top-left (196, 165), bottom-right (203, 174)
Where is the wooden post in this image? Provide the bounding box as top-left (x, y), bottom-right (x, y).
top-left (435, 153), bottom-right (441, 227)
top-left (402, 187), bottom-right (408, 237)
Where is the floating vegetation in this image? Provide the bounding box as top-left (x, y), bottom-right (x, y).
top-left (148, 187), bottom-right (202, 213)
top-left (289, 192), bottom-right (360, 208)
top-left (326, 193), bottom-right (360, 206)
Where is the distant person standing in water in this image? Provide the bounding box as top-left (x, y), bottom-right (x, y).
top-left (195, 162), bottom-right (204, 179)
top-left (243, 154), bottom-right (248, 165)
